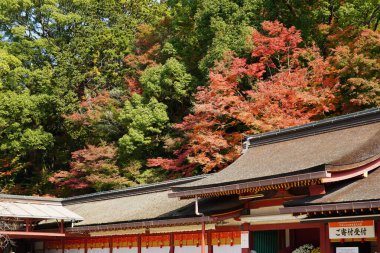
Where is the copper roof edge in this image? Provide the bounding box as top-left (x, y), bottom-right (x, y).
top-left (63, 174), bottom-right (209, 205)
top-left (326, 153), bottom-right (380, 172)
top-left (66, 216), bottom-right (218, 233)
top-left (0, 194), bottom-right (63, 204)
top-left (169, 170), bottom-right (330, 198)
top-left (246, 107), bottom-right (380, 148)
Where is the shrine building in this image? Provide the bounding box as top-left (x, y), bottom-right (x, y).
top-left (0, 107), bottom-right (379, 253)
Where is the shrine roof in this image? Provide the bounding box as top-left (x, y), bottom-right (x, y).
top-left (61, 175), bottom-right (243, 228)
top-left (170, 107), bottom-right (380, 198)
top-left (281, 167), bottom-right (380, 213)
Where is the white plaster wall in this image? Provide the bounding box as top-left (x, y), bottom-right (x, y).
top-left (87, 248), bottom-right (110, 253)
top-left (213, 245), bottom-right (241, 253)
top-left (113, 247), bottom-right (138, 253)
top-left (141, 246), bottom-right (170, 253)
top-left (175, 246), bottom-right (209, 253)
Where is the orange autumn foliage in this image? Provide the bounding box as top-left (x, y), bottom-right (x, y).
top-left (148, 21), bottom-right (338, 175)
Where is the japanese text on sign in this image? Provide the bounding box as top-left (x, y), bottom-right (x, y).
top-left (329, 220), bottom-right (375, 239)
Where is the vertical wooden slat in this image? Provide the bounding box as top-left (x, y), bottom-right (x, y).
top-left (137, 235), bottom-right (141, 253)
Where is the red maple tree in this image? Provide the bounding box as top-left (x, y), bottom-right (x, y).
top-left (49, 145), bottom-right (134, 194)
top-left (148, 21), bottom-right (338, 175)
top-left (326, 27), bottom-right (380, 112)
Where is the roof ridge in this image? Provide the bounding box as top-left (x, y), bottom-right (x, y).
top-left (246, 107), bottom-right (380, 148)
top-left (62, 174), bottom-right (209, 204)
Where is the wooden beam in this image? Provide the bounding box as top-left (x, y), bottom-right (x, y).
top-left (322, 158), bottom-right (380, 183)
top-left (309, 184), bottom-right (326, 196)
top-left (250, 222), bottom-right (321, 231)
top-left (0, 231), bottom-right (66, 238)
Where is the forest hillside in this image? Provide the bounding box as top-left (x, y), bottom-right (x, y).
top-left (0, 0), bottom-right (379, 196)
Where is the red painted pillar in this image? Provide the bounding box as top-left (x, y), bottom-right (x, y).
top-left (137, 235), bottom-right (141, 253)
top-left (201, 222), bottom-right (206, 253)
top-left (84, 238), bottom-right (88, 253)
top-left (376, 221), bottom-right (380, 253)
top-left (207, 231), bottom-right (213, 253)
top-left (109, 237), bottom-right (113, 253)
top-left (169, 233), bottom-right (174, 253)
top-left (326, 223), bottom-right (332, 253)
top-left (60, 220), bottom-right (64, 233)
top-left (250, 231), bottom-right (253, 251)
top-left (26, 219), bottom-right (31, 232)
top-left (320, 223), bottom-right (332, 253)
top-left (320, 223), bottom-right (326, 252)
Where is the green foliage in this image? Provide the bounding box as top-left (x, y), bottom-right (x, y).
top-left (139, 58), bottom-right (193, 101)
top-left (0, 49), bottom-right (22, 89)
top-left (0, 91), bottom-right (53, 156)
top-left (0, 91), bottom-right (54, 191)
top-left (118, 94), bottom-right (169, 158)
top-left (168, 0), bottom-right (263, 75)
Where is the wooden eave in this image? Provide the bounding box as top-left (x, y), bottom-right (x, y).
top-left (169, 171), bottom-right (329, 199)
top-left (66, 216), bottom-right (219, 233)
top-left (280, 200), bottom-right (380, 215)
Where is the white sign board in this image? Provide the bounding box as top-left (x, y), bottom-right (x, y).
top-left (336, 247), bottom-right (359, 253)
top-left (329, 220), bottom-right (375, 239)
top-left (240, 231), bottom-right (249, 248)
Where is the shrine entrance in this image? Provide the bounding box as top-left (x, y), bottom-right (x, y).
top-left (253, 231), bottom-right (279, 253)
top-left (251, 224), bottom-right (322, 253)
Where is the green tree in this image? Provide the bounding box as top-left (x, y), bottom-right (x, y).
top-left (118, 94), bottom-right (169, 160)
top-left (0, 91), bottom-right (54, 192)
